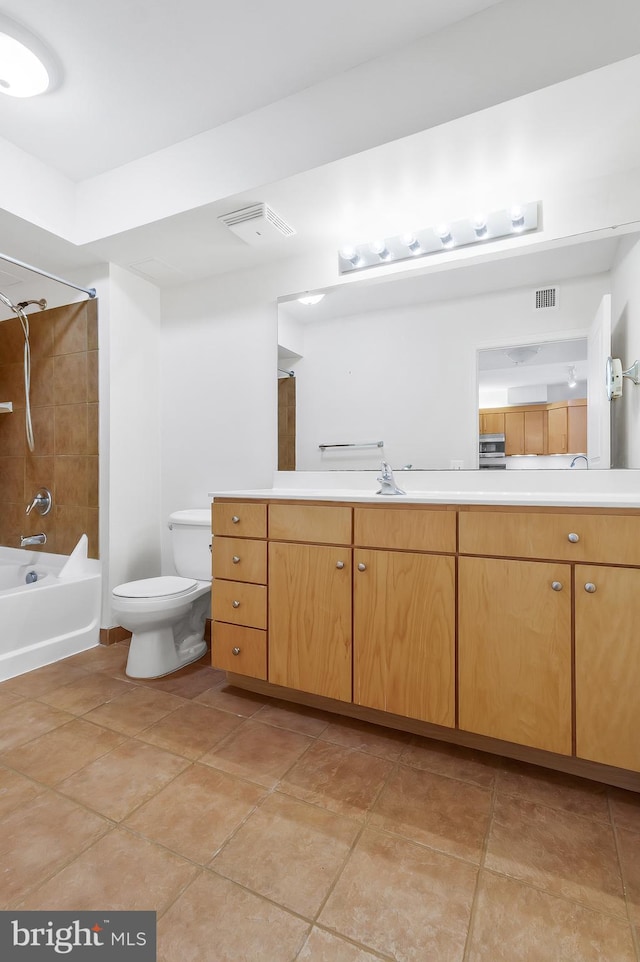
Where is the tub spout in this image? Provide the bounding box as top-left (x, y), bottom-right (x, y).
top-left (20, 533), bottom-right (46, 547)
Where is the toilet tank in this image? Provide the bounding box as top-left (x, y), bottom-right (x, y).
top-left (169, 509), bottom-right (212, 581)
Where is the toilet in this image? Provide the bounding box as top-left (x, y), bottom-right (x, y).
top-left (112, 509), bottom-right (212, 679)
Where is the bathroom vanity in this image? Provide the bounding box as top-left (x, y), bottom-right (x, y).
top-left (210, 489), bottom-right (640, 790)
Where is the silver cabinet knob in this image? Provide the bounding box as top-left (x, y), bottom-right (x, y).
top-left (232, 600), bottom-right (240, 608)
top-left (231, 515), bottom-right (240, 524)
top-left (336, 561), bottom-right (345, 569)
top-left (357, 563), bottom-right (367, 571)
top-left (584, 582), bottom-right (597, 593)
top-left (232, 647), bottom-right (241, 655)
top-left (551, 581), bottom-right (563, 591)
top-left (232, 555), bottom-right (240, 564)
top-left (567, 532), bottom-right (580, 543)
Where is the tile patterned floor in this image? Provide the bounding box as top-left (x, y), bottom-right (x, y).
top-left (0, 642), bottom-right (639, 961)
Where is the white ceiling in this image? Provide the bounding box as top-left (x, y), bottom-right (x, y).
top-left (2, 0), bottom-right (640, 290)
top-left (0, 0), bottom-right (503, 180)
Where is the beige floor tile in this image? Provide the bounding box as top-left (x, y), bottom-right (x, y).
top-left (496, 759), bottom-right (610, 822)
top-left (135, 701), bottom-right (244, 760)
top-left (195, 683), bottom-right (270, 717)
top-left (0, 764), bottom-right (45, 817)
top-left (486, 794), bottom-right (626, 919)
top-left (320, 717), bottom-right (410, 760)
top-left (0, 699), bottom-right (73, 752)
top-left (0, 688), bottom-right (24, 712)
top-left (3, 661), bottom-right (90, 697)
top-left (0, 791), bottom-right (109, 907)
top-left (124, 763), bottom-right (265, 863)
top-left (58, 739), bottom-right (189, 821)
top-left (369, 764), bottom-right (492, 863)
top-left (400, 737), bottom-right (502, 789)
top-left (200, 719), bottom-right (312, 788)
top-left (609, 787), bottom-right (640, 835)
top-left (617, 828), bottom-right (640, 926)
top-left (467, 870), bottom-right (636, 961)
top-left (64, 643), bottom-right (130, 673)
top-left (0, 718), bottom-right (125, 785)
top-left (212, 792), bottom-right (359, 917)
top-left (253, 699), bottom-right (332, 736)
top-left (83, 686), bottom-right (186, 735)
top-left (157, 871), bottom-right (309, 962)
top-left (18, 828), bottom-right (199, 913)
top-left (38, 673), bottom-right (133, 715)
top-left (319, 828), bottom-right (477, 962)
top-left (297, 928), bottom-right (384, 961)
top-left (279, 740), bottom-right (393, 820)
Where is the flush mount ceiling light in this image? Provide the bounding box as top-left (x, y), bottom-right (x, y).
top-left (0, 16), bottom-right (58, 97)
top-left (338, 201), bottom-right (540, 275)
top-left (297, 292), bottom-right (325, 305)
top-left (506, 346), bottom-right (540, 365)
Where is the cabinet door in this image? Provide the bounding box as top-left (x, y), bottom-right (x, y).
top-left (524, 410), bottom-right (545, 454)
top-left (354, 550), bottom-right (455, 727)
top-left (547, 406), bottom-right (568, 454)
top-left (269, 541), bottom-right (352, 701)
top-left (568, 403), bottom-right (587, 453)
top-left (480, 411), bottom-right (505, 435)
top-left (459, 557), bottom-right (571, 754)
top-left (504, 411), bottom-right (524, 455)
top-left (575, 565), bottom-right (640, 772)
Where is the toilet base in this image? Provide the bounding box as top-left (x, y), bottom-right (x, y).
top-left (125, 628), bottom-right (208, 678)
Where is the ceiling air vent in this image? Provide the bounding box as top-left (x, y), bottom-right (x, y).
top-left (218, 203), bottom-right (296, 245)
top-left (534, 286), bottom-right (558, 310)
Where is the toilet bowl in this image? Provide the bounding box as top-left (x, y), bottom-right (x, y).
top-left (112, 509), bottom-right (212, 679)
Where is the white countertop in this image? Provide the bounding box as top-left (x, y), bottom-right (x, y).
top-left (209, 470), bottom-right (640, 508)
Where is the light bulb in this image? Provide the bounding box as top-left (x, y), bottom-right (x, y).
top-left (473, 216), bottom-right (488, 239)
top-left (371, 239), bottom-right (391, 260)
top-left (339, 246), bottom-right (362, 267)
top-left (510, 205), bottom-right (525, 232)
top-left (402, 234), bottom-right (421, 254)
top-left (437, 225), bottom-right (454, 248)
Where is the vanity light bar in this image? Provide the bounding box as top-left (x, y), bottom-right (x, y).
top-left (338, 202), bottom-right (540, 275)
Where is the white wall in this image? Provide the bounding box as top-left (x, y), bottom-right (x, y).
top-left (611, 235), bottom-right (640, 467)
top-left (103, 264), bottom-right (162, 625)
top-left (292, 274), bottom-right (610, 471)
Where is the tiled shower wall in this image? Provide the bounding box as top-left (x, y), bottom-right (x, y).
top-left (0, 299), bottom-right (99, 558)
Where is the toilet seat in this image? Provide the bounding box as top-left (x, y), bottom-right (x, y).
top-left (113, 576), bottom-right (198, 599)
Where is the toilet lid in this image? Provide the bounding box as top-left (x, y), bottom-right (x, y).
top-left (113, 576), bottom-right (198, 599)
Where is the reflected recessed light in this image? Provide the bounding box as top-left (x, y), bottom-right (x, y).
top-left (297, 293), bottom-right (325, 306)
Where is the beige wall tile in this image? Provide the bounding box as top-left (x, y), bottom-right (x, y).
top-left (54, 353), bottom-right (88, 405)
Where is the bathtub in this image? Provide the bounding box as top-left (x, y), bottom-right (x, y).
top-left (0, 540), bottom-right (101, 681)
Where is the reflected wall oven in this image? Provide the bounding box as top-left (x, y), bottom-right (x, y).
top-left (479, 433), bottom-right (506, 469)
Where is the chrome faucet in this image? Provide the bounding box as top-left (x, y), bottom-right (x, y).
top-left (569, 455), bottom-right (589, 469)
top-left (376, 460), bottom-right (406, 496)
top-left (20, 533), bottom-right (47, 547)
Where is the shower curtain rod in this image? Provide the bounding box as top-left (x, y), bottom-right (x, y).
top-left (0, 251), bottom-right (97, 299)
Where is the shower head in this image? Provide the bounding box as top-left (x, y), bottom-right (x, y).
top-left (17, 298), bottom-right (47, 311)
top-left (0, 291), bottom-right (47, 318)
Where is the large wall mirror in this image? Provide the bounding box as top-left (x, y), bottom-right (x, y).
top-left (278, 230), bottom-right (631, 471)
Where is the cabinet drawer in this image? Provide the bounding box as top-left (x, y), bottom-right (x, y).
top-left (354, 507), bottom-right (456, 552)
top-left (459, 511), bottom-right (640, 565)
top-left (212, 623), bottom-right (267, 680)
top-left (212, 502), bottom-right (267, 538)
top-left (213, 538), bottom-right (267, 583)
top-left (269, 503), bottom-right (352, 544)
top-left (212, 580), bottom-right (267, 629)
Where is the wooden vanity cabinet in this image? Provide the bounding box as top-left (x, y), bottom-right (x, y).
top-left (575, 565), bottom-right (640, 772)
top-left (353, 506), bottom-right (456, 726)
top-left (211, 501), bottom-right (268, 680)
top-left (458, 555), bottom-right (572, 754)
top-left (268, 504), bottom-right (352, 701)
